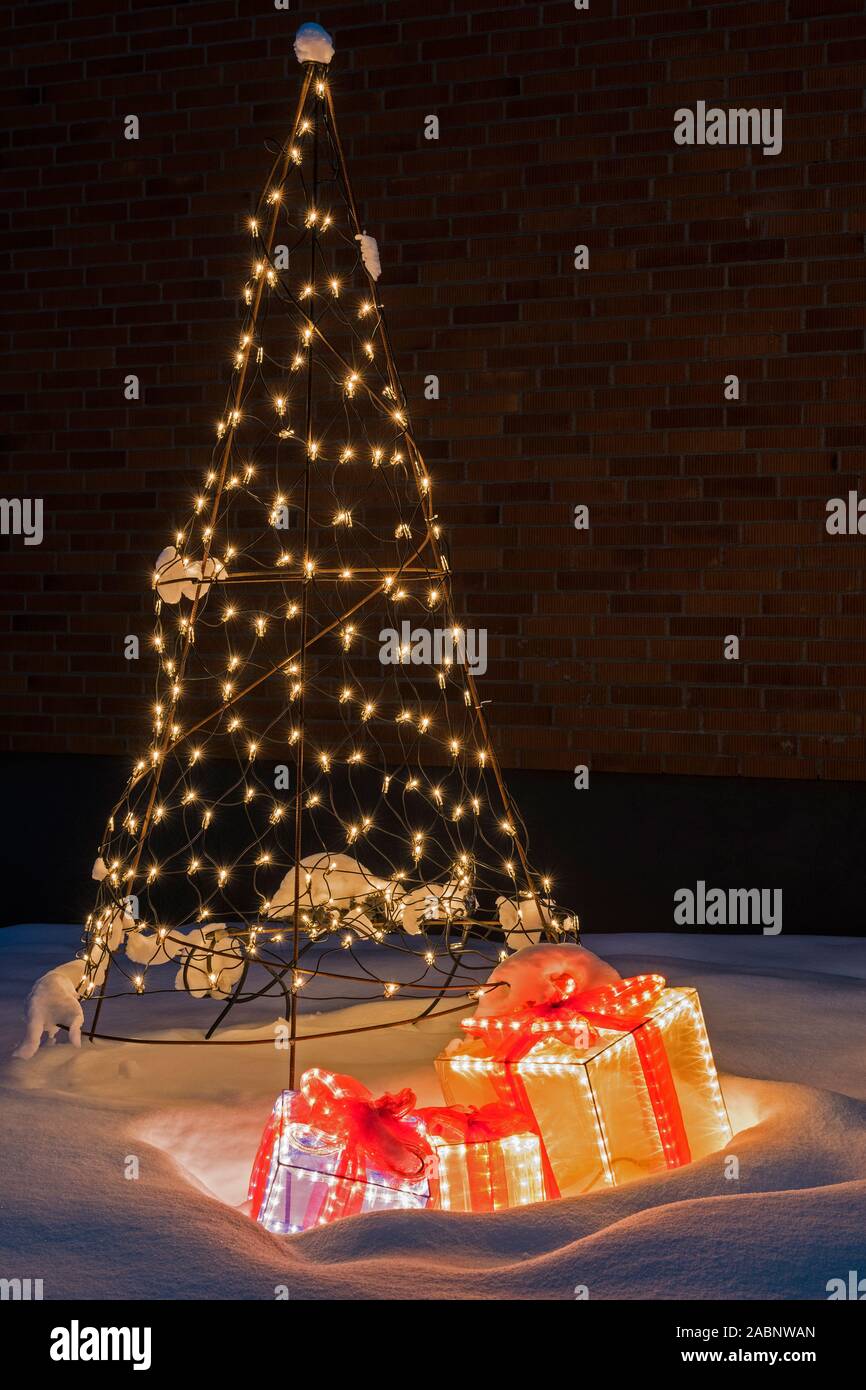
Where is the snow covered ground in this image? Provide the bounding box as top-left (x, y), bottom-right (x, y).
top-left (1, 924), bottom-right (864, 1300)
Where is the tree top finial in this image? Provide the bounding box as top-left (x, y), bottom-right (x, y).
top-left (294, 23), bottom-right (335, 66)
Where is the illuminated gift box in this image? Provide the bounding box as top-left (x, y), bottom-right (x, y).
top-left (249, 1069), bottom-right (433, 1234)
top-left (436, 975), bottom-right (732, 1198)
top-left (417, 1103), bottom-right (546, 1213)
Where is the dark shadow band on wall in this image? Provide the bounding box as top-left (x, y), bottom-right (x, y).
top-left (0, 752), bottom-right (861, 935)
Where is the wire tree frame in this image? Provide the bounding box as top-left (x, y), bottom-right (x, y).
top-left (81, 51), bottom-right (578, 1082)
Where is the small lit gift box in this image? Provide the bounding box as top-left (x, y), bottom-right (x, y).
top-left (249, 1069), bottom-right (433, 1234)
top-left (436, 974), bottom-right (732, 1198)
top-left (417, 1102), bottom-right (547, 1213)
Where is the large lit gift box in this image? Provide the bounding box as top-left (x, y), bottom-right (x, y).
top-left (436, 972), bottom-right (732, 1197)
top-left (249, 1069), bottom-right (433, 1233)
top-left (417, 1102), bottom-right (547, 1212)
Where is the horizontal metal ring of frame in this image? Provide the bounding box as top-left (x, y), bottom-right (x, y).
top-left (112, 925), bottom-right (508, 989)
top-left (254, 916), bottom-right (512, 936)
top-left (208, 568), bottom-right (439, 583)
top-left (66, 996), bottom-right (476, 1047)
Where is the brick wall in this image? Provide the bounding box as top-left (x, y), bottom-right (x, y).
top-left (3, 0), bottom-right (866, 780)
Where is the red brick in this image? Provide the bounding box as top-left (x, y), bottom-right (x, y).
top-left (1, 0), bottom-right (864, 783)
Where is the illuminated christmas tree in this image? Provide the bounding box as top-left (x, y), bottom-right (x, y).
top-left (18, 24), bottom-right (578, 1078)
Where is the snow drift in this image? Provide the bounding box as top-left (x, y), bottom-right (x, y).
top-left (2, 929), bottom-right (864, 1299)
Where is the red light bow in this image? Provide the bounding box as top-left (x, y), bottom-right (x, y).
top-left (417, 1101), bottom-right (529, 1145)
top-left (463, 973), bottom-right (669, 1062)
top-left (293, 1068), bottom-right (433, 1181)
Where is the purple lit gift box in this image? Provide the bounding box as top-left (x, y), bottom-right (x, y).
top-left (248, 1072), bottom-right (433, 1234)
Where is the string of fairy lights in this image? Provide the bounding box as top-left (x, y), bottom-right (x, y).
top-left (81, 62), bottom-right (578, 1057)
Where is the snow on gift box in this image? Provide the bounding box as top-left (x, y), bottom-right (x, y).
top-left (435, 944), bottom-right (733, 1197)
top-left (249, 1070), bottom-right (433, 1234)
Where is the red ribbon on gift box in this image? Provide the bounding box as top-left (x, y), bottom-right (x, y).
top-left (462, 973), bottom-right (692, 1175)
top-left (288, 1069), bottom-right (435, 1223)
top-left (417, 1101), bottom-right (527, 1144)
top-left (248, 1104), bottom-right (280, 1222)
top-left (416, 1102), bottom-right (538, 1212)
